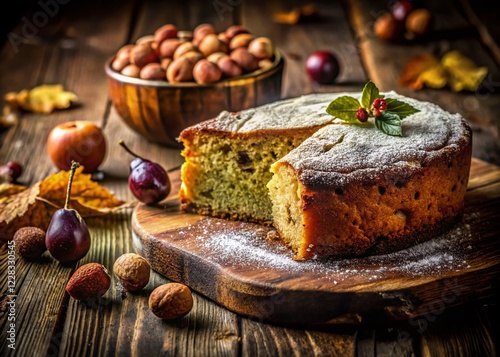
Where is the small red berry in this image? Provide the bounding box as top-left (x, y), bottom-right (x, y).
top-left (356, 108), bottom-right (369, 122)
top-left (373, 98), bottom-right (388, 111)
top-left (372, 98), bottom-right (387, 116)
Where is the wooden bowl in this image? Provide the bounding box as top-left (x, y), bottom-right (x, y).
top-left (105, 52), bottom-right (284, 148)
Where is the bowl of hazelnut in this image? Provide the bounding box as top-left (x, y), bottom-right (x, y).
top-left (105, 23), bottom-right (284, 148)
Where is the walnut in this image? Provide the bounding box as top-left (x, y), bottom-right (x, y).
top-left (148, 283), bottom-right (194, 319)
top-left (113, 253), bottom-right (151, 292)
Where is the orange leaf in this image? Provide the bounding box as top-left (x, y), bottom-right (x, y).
top-left (398, 53), bottom-right (446, 90)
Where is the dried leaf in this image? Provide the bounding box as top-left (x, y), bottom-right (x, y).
top-left (441, 50), bottom-right (488, 92)
top-left (0, 166), bottom-right (132, 241)
top-left (5, 84), bottom-right (78, 114)
top-left (38, 166), bottom-right (130, 216)
top-left (273, 4), bottom-right (319, 24)
top-left (399, 51), bottom-right (488, 92)
top-left (398, 53), bottom-right (447, 90)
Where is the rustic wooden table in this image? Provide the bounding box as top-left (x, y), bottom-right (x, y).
top-left (1, 0), bottom-right (499, 356)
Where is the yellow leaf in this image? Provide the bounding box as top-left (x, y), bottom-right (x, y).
top-left (38, 166), bottom-right (131, 215)
top-left (419, 64), bottom-right (448, 89)
top-left (4, 84), bottom-right (78, 114)
top-left (398, 53), bottom-right (447, 90)
top-left (441, 50), bottom-right (488, 92)
top-left (0, 167), bottom-right (132, 242)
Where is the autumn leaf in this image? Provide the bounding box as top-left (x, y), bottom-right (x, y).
top-left (0, 167), bottom-right (133, 241)
top-left (441, 50), bottom-right (488, 92)
top-left (399, 51), bottom-right (488, 92)
top-left (398, 53), bottom-right (448, 90)
top-left (4, 84), bottom-right (78, 114)
top-left (273, 4), bottom-right (319, 24)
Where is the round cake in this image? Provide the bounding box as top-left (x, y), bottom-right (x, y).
top-left (179, 91), bottom-right (472, 260)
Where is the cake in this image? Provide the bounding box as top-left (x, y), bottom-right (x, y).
top-left (179, 91), bottom-right (472, 260)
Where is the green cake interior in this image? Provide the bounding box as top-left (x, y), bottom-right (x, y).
top-left (180, 129), bottom-right (318, 223)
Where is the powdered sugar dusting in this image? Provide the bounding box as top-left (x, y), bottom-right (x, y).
top-left (274, 92), bottom-right (470, 187)
top-left (173, 213), bottom-right (477, 288)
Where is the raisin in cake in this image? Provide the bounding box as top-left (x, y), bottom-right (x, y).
top-left (179, 92), bottom-right (472, 260)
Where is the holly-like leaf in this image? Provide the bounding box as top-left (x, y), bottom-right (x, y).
top-left (375, 112), bottom-right (403, 136)
top-left (0, 166), bottom-right (132, 241)
top-left (385, 98), bottom-right (420, 119)
top-left (4, 84), bottom-right (78, 114)
top-left (361, 81), bottom-right (383, 110)
top-left (326, 96), bottom-right (361, 123)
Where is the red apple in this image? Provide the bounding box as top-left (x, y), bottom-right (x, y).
top-left (47, 121), bottom-right (107, 173)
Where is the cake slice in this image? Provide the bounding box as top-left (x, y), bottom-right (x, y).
top-left (179, 92), bottom-right (472, 260)
top-left (179, 94), bottom-right (335, 224)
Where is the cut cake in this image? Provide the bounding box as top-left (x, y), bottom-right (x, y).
top-left (179, 92), bottom-right (472, 260)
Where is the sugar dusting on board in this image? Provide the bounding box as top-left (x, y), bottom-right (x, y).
top-left (174, 212), bottom-right (478, 285)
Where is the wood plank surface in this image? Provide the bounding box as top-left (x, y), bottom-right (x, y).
top-left (0, 0), bottom-right (499, 356)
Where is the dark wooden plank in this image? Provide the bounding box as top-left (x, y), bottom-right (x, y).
top-left (347, 0), bottom-right (500, 166)
top-left (420, 304), bottom-right (497, 357)
top-left (241, 0), bottom-right (368, 99)
top-left (132, 158), bottom-right (500, 326)
top-left (241, 319), bottom-right (356, 356)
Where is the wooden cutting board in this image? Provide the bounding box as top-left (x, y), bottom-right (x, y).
top-left (132, 158), bottom-right (500, 326)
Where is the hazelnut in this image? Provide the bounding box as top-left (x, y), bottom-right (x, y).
top-left (192, 23), bottom-right (217, 46)
top-left (154, 24), bottom-right (177, 45)
top-left (193, 59), bottom-right (222, 84)
top-left (258, 58), bottom-right (274, 70)
top-left (148, 283), bottom-right (194, 319)
top-left (181, 51), bottom-right (204, 64)
top-left (225, 25), bottom-right (250, 40)
top-left (139, 63), bottom-right (166, 80)
top-left (207, 52), bottom-right (228, 64)
top-left (374, 13), bottom-right (402, 41)
top-left (136, 35), bottom-right (155, 46)
top-left (116, 44), bottom-right (134, 60)
top-left (130, 42), bottom-right (159, 68)
top-left (120, 64), bottom-right (141, 77)
top-left (177, 30), bottom-right (193, 42)
top-left (158, 38), bottom-right (181, 58)
top-left (113, 253), bottom-right (151, 292)
top-left (229, 33), bottom-right (254, 50)
top-left (167, 56), bottom-right (195, 82)
top-left (13, 226), bottom-right (46, 260)
top-left (160, 57), bottom-right (172, 71)
top-left (217, 56), bottom-right (242, 78)
top-left (230, 47), bottom-right (259, 73)
top-left (173, 41), bottom-right (197, 59)
top-left (66, 263), bottom-right (111, 301)
top-left (218, 32), bottom-right (230, 45)
top-left (405, 9), bottom-right (432, 39)
top-left (198, 33), bottom-right (228, 57)
top-left (247, 37), bottom-right (274, 60)
top-left (111, 56), bottom-right (130, 72)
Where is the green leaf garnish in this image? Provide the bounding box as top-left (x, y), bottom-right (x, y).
top-left (325, 96), bottom-right (360, 123)
top-left (325, 81), bottom-right (419, 136)
top-left (385, 98), bottom-right (420, 119)
top-left (375, 112), bottom-right (403, 136)
top-left (361, 81), bottom-right (383, 110)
